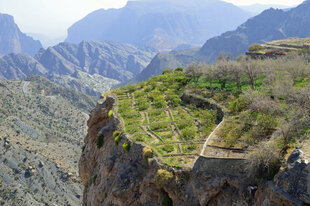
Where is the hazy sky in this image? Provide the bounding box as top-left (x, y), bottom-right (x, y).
top-left (0, 0), bottom-right (304, 38)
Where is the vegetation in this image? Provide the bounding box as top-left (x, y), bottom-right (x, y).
top-left (111, 47), bottom-right (310, 168)
top-left (143, 146), bottom-right (153, 160)
top-left (112, 69), bottom-right (216, 167)
top-left (122, 142), bottom-right (131, 152)
top-left (156, 169), bottom-right (174, 187)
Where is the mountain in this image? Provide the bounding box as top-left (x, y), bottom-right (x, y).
top-left (0, 75), bottom-right (96, 205)
top-left (0, 13), bottom-right (42, 56)
top-left (0, 40), bottom-right (155, 96)
top-left (130, 0), bottom-right (310, 82)
top-left (65, 0), bottom-right (251, 52)
top-left (240, 4), bottom-right (293, 14)
top-left (0, 53), bottom-right (47, 80)
top-left (200, 0), bottom-right (310, 61)
top-left (48, 71), bottom-right (120, 97)
top-left (35, 40), bottom-right (156, 82)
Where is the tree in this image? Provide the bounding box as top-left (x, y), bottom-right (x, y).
top-left (241, 58), bottom-right (262, 90)
top-left (186, 62), bottom-right (205, 83)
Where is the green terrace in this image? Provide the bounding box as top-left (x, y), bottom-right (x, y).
top-left (111, 69), bottom-right (217, 168)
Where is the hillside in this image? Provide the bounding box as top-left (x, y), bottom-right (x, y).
top-left (130, 1), bottom-right (310, 83)
top-left (35, 40), bottom-right (155, 82)
top-left (0, 13), bottom-right (42, 56)
top-left (0, 40), bottom-right (155, 97)
top-left (0, 75), bottom-right (96, 205)
top-left (65, 0), bottom-right (251, 52)
top-left (79, 53), bottom-right (310, 205)
top-left (0, 53), bottom-right (48, 80)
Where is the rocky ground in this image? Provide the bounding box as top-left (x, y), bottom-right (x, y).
top-left (0, 76), bottom-right (96, 205)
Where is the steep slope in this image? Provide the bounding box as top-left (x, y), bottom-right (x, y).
top-left (0, 75), bottom-right (96, 205)
top-left (48, 71), bottom-right (120, 97)
top-left (65, 0), bottom-right (251, 51)
top-left (0, 13), bottom-right (42, 56)
top-left (130, 1), bottom-right (310, 83)
top-left (35, 40), bottom-right (156, 82)
top-left (0, 53), bottom-right (47, 80)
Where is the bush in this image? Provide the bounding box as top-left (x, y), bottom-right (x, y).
top-left (162, 68), bottom-right (173, 74)
top-left (113, 130), bottom-right (122, 138)
top-left (162, 145), bottom-right (174, 153)
top-left (143, 146), bottom-right (153, 160)
top-left (247, 142), bottom-right (281, 180)
top-left (249, 43), bottom-right (265, 52)
top-left (156, 169), bottom-right (173, 187)
top-left (181, 127), bottom-right (196, 140)
top-left (97, 134), bottom-right (104, 148)
top-left (174, 67), bottom-right (184, 72)
top-left (123, 142), bottom-right (130, 152)
top-left (108, 110), bottom-right (113, 118)
top-left (228, 96), bottom-right (249, 114)
top-left (153, 95), bottom-right (166, 109)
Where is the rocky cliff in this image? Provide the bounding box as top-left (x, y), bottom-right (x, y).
top-left (0, 13), bottom-right (42, 56)
top-left (80, 96), bottom-right (310, 205)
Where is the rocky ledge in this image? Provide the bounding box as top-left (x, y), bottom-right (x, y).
top-left (79, 96), bottom-right (310, 206)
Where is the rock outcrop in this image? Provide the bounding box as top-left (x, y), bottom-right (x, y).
top-left (80, 96), bottom-right (310, 205)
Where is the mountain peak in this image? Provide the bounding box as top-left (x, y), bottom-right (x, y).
top-left (0, 13), bottom-right (42, 56)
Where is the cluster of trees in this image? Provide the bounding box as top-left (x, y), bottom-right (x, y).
top-left (185, 53), bottom-right (310, 154)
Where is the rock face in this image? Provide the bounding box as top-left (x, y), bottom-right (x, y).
top-left (66, 0), bottom-right (251, 52)
top-left (0, 13), bottom-right (42, 56)
top-left (79, 96), bottom-right (250, 205)
top-left (35, 41), bottom-right (156, 82)
top-left (80, 96), bottom-right (310, 205)
top-left (0, 53), bottom-right (47, 80)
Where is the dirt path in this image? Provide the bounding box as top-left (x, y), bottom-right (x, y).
top-left (200, 119), bottom-right (225, 156)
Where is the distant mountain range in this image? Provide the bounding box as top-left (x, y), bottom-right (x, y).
top-left (65, 0), bottom-right (251, 52)
top-left (0, 13), bottom-right (42, 56)
top-left (0, 40), bottom-right (155, 96)
top-left (130, 0), bottom-right (310, 83)
top-left (240, 4), bottom-right (293, 14)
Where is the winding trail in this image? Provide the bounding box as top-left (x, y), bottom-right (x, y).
top-left (200, 119), bottom-right (225, 156)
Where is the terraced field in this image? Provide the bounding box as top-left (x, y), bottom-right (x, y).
top-left (111, 69), bottom-right (217, 167)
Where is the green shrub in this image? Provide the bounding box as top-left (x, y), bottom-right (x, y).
top-left (123, 142), bottom-right (130, 152)
top-left (156, 169), bottom-right (173, 187)
top-left (96, 134), bottom-right (104, 148)
top-left (114, 136), bottom-right (121, 145)
top-left (162, 145), bottom-right (174, 153)
top-left (228, 96), bottom-right (249, 114)
top-left (174, 67), bottom-right (184, 72)
top-left (153, 95), bottom-right (166, 109)
top-left (181, 127), bottom-right (196, 140)
top-left (143, 146), bottom-right (153, 160)
top-left (108, 110), bottom-right (113, 118)
top-left (249, 43), bottom-right (265, 52)
top-left (113, 130), bottom-right (121, 138)
top-left (162, 68), bottom-right (173, 74)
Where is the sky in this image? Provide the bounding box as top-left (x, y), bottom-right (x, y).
top-left (0, 0), bottom-right (304, 40)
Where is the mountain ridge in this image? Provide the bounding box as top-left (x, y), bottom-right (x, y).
top-left (0, 13), bottom-right (42, 56)
top-left (65, 0), bottom-right (251, 51)
top-left (129, 1), bottom-right (310, 83)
